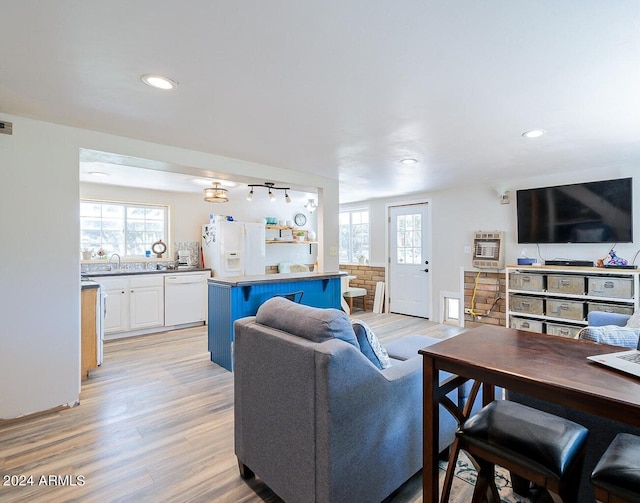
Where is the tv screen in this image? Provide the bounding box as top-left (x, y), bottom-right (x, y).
top-left (517, 178), bottom-right (633, 244)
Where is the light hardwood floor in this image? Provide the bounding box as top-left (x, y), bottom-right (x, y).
top-left (0, 313), bottom-right (473, 503)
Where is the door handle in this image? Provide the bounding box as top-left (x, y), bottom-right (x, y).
top-left (423, 268), bottom-right (429, 273)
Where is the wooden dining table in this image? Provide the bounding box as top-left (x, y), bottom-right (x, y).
top-left (419, 324), bottom-right (640, 503)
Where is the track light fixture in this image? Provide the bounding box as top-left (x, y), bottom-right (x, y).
top-left (247, 182), bottom-right (292, 203)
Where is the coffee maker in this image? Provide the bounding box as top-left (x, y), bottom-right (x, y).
top-left (177, 250), bottom-right (192, 269)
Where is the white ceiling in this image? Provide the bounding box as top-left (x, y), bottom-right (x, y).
top-left (3, 1), bottom-right (640, 203)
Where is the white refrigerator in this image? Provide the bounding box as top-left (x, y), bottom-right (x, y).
top-left (202, 221), bottom-right (266, 277)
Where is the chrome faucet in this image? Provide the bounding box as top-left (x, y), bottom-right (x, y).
top-left (109, 253), bottom-right (121, 271)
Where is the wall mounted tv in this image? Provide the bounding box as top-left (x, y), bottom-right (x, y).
top-left (516, 177), bottom-right (633, 244)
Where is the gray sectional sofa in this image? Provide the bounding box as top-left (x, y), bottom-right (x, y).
top-left (233, 297), bottom-right (468, 503)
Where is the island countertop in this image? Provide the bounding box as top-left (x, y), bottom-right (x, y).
top-left (207, 271), bottom-right (346, 287)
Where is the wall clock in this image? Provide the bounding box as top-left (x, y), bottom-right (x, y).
top-left (294, 213), bottom-right (307, 226)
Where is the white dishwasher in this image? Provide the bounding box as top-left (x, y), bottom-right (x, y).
top-left (164, 272), bottom-right (208, 326)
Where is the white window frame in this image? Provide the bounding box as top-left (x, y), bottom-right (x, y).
top-left (80, 199), bottom-right (169, 258)
top-left (339, 207), bottom-right (370, 264)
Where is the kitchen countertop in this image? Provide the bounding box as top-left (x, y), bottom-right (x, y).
top-left (81, 279), bottom-right (100, 290)
top-left (207, 271), bottom-right (345, 287)
top-left (83, 268), bottom-right (211, 278)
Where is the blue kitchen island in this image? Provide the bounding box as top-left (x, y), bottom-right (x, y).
top-left (207, 271), bottom-right (345, 370)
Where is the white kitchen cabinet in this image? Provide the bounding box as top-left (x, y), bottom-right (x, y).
top-left (129, 275), bottom-right (164, 330)
top-left (95, 277), bottom-right (129, 334)
top-left (89, 274), bottom-right (164, 337)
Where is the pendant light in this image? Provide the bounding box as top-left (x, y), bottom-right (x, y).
top-left (204, 182), bottom-right (229, 203)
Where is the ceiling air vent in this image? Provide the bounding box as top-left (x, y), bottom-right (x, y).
top-left (0, 120), bottom-right (13, 135)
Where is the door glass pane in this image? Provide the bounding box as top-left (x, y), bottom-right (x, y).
top-left (396, 213), bottom-right (422, 265)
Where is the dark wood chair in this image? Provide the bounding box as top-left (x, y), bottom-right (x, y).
top-left (591, 433), bottom-right (640, 503)
top-left (450, 399), bottom-right (589, 503)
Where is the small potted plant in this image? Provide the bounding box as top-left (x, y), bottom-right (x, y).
top-left (296, 231), bottom-right (306, 242)
top-left (82, 248), bottom-right (93, 260)
top-left (357, 254), bottom-right (366, 265)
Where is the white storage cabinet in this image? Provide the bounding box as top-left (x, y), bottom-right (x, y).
top-left (506, 266), bottom-right (640, 338)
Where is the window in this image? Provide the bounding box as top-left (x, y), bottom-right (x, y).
top-left (395, 213), bottom-right (422, 264)
top-left (80, 200), bottom-right (168, 257)
top-left (339, 208), bottom-right (369, 263)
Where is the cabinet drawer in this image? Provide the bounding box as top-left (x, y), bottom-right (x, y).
top-left (546, 323), bottom-right (581, 338)
top-left (587, 302), bottom-right (635, 316)
top-left (547, 275), bottom-right (585, 295)
top-left (130, 275), bottom-right (164, 288)
top-left (546, 299), bottom-right (585, 321)
top-left (510, 318), bottom-right (543, 333)
top-left (509, 274), bottom-right (544, 292)
top-left (588, 277), bottom-right (634, 299)
top-left (509, 294), bottom-right (544, 315)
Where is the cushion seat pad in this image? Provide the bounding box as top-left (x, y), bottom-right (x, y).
top-left (591, 432), bottom-right (640, 499)
top-left (459, 400), bottom-right (589, 480)
top-left (385, 334), bottom-right (443, 361)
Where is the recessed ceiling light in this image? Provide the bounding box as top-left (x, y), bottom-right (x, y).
top-left (88, 171), bottom-right (109, 177)
top-left (522, 129), bottom-right (546, 138)
top-left (141, 74), bottom-right (178, 90)
top-left (400, 158), bottom-right (418, 165)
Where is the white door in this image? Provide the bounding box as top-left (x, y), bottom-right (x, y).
top-left (388, 203), bottom-right (430, 318)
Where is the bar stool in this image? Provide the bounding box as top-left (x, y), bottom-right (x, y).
top-left (591, 433), bottom-right (640, 502)
top-left (454, 400), bottom-right (589, 503)
top-left (341, 274), bottom-right (367, 312)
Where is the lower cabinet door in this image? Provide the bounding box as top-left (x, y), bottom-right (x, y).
top-left (130, 286), bottom-right (164, 329)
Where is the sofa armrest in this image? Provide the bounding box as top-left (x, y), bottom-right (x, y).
top-left (587, 311), bottom-right (631, 327)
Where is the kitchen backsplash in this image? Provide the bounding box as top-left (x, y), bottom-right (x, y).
top-left (81, 241), bottom-right (201, 273)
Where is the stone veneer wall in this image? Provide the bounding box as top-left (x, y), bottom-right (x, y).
top-left (340, 264), bottom-right (385, 312)
top-left (463, 270), bottom-right (506, 326)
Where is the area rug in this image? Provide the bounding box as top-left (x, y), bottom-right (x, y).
top-left (439, 452), bottom-right (528, 503)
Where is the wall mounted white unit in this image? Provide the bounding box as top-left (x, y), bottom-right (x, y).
top-left (472, 231), bottom-right (505, 269)
top-left (202, 221), bottom-right (265, 276)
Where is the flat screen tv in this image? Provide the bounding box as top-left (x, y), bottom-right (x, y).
top-left (516, 178), bottom-right (633, 244)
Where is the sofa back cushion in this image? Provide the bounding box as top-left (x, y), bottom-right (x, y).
top-left (256, 297), bottom-right (359, 348)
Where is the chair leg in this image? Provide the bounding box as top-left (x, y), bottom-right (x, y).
top-left (348, 296), bottom-right (353, 311)
top-left (470, 459), bottom-right (500, 503)
top-left (441, 438), bottom-right (461, 503)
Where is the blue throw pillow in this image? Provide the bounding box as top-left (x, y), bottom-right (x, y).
top-left (351, 320), bottom-right (392, 369)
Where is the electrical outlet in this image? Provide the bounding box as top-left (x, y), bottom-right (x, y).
top-left (464, 246), bottom-right (472, 254)
top-left (464, 308), bottom-right (473, 314)
top-left (329, 246), bottom-right (338, 256)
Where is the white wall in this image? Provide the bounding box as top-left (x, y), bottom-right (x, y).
top-left (343, 166), bottom-right (639, 319)
top-left (1, 113), bottom-right (338, 419)
top-left (80, 183), bottom-right (319, 266)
